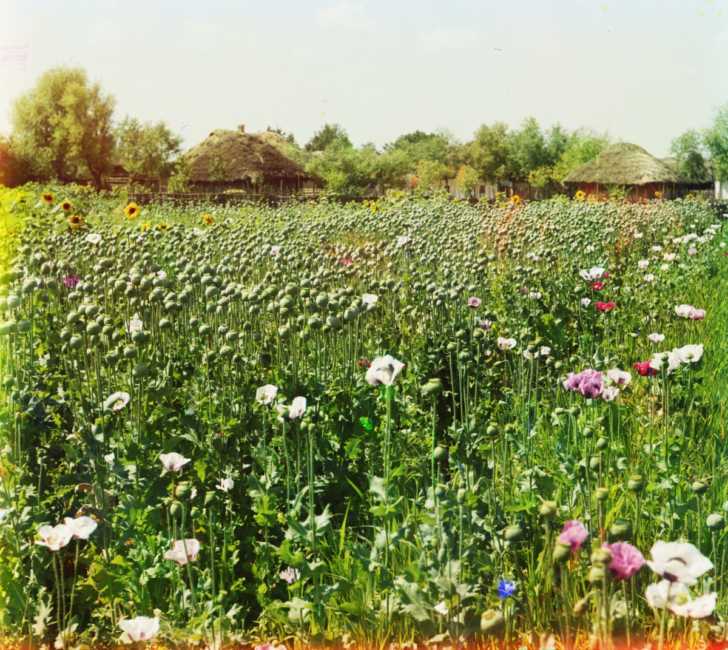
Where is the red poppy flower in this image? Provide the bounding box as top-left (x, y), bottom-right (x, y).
top-left (591, 281), bottom-right (605, 290)
top-left (595, 301), bottom-right (616, 313)
top-left (633, 361), bottom-right (657, 377)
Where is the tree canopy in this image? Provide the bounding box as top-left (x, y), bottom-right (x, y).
top-left (114, 117), bottom-right (182, 182)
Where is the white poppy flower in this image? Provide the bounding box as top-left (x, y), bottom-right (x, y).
top-left (164, 538), bottom-right (201, 565)
top-left (433, 601), bottom-right (449, 616)
top-left (646, 541), bottom-right (713, 585)
top-left (602, 386), bottom-right (620, 401)
top-left (159, 452), bottom-right (191, 473)
top-left (497, 337), bottom-right (517, 351)
top-left (645, 579), bottom-right (689, 609)
top-left (127, 314), bottom-right (143, 334)
top-left (279, 566), bottom-right (300, 584)
top-left (365, 355), bottom-right (405, 386)
top-left (580, 298), bottom-right (591, 308)
top-left (85, 233), bottom-right (102, 245)
top-left (119, 616), bottom-right (160, 642)
top-left (104, 391), bottom-right (131, 412)
top-left (288, 396), bottom-right (307, 419)
top-left (63, 516), bottom-right (98, 540)
top-left (579, 266), bottom-right (605, 281)
top-left (670, 592), bottom-right (717, 618)
top-left (675, 304), bottom-right (695, 319)
top-left (674, 344), bottom-right (703, 364)
top-left (270, 245), bottom-right (281, 256)
top-left (256, 384), bottom-right (278, 405)
top-left (648, 333), bottom-right (665, 344)
top-left (361, 293), bottom-right (378, 307)
top-left (217, 477), bottom-right (234, 493)
top-left (638, 259), bottom-right (649, 269)
top-left (606, 368), bottom-right (631, 386)
top-left (36, 523), bottom-right (73, 551)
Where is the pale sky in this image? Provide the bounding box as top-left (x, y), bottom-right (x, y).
top-left (1, 0), bottom-right (727, 156)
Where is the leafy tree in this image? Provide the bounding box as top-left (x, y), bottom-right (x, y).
top-left (167, 157), bottom-right (191, 192)
top-left (305, 124), bottom-right (351, 152)
top-left (0, 138), bottom-right (32, 187)
top-left (304, 142), bottom-right (377, 194)
top-left (545, 124), bottom-right (570, 165)
top-left (508, 117), bottom-right (549, 181)
top-left (265, 126), bottom-right (297, 145)
top-left (468, 122), bottom-right (512, 183)
top-left (453, 164), bottom-right (480, 197)
top-left (552, 130), bottom-right (609, 183)
top-left (114, 117), bottom-right (182, 182)
top-left (11, 67), bottom-right (115, 188)
top-left (415, 159), bottom-right (450, 192)
top-left (703, 106), bottom-right (728, 182)
top-left (670, 130), bottom-right (709, 183)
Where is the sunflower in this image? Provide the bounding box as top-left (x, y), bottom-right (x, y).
top-left (201, 213), bottom-right (214, 226)
top-left (156, 222), bottom-right (169, 231)
top-left (140, 222), bottom-right (151, 232)
top-left (61, 199), bottom-right (72, 212)
top-left (41, 192), bottom-right (54, 205)
top-left (654, 190), bottom-right (663, 199)
top-left (574, 190), bottom-right (586, 201)
top-left (509, 194), bottom-right (522, 206)
top-left (124, 202), bottom-right (140, 220)
top-left (67, 214), bottom-right (84, 230)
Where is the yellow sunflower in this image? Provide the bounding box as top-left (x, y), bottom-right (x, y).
top-left (67, 214), bottom-right (84, 230)
top-left (124, 202), bottom-right (140, 220)
top-left (41, 192), bottom-right (54, 205)
top-left (509, 194), bottom-right (522, 206)
top-left (155, 222), bottom-right (169, 231)
top-left (574, 190), bottom-right (586, 201)
top-left (61, 199), bottom-right (72, 212)
top-left (654, 190), bottom-right (663, 199)
top-left (201, 213), bottom-right (214, 226)
top-left (140, 222), bottom-right (151, 232)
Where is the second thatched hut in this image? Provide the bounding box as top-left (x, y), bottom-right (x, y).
top-left (184, 125), bottom-right (320, 194)
top-left (564, 142), bottom-right (679, 200)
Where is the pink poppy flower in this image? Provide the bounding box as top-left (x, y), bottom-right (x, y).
top-left (558, 520), bottom-right (588, 551)
top-left (467, 296), bottom-right (481, 309)
top-left (604, 542), bottom-right (645, 580)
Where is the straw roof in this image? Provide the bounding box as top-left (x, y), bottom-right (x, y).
top-left (185, 128), bottom-right (315, 184)
top-left (564, 143), bottom-right (679, 185)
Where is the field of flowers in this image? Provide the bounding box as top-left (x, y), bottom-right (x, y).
top-left (1, 186), bottom-right (727, 649)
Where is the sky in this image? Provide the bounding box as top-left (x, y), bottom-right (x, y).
top-left (1, 0), bottom-right (727, 157)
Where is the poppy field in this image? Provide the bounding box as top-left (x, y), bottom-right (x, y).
top-left (1, 186), bottom-right (728, 649)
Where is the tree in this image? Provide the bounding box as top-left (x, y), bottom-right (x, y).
top-left (0, 138), bottom-right (32, 187)
top-left (670, 130), bottom-right (709, 183)
top-left (415, 159), bottom-right (450, 192)
top-left (508, 117), bottom-right (549, 181)
top-left (11, 67), bottom-right (115, 188)
top-left (305, 124), bottom-right (351, 152)
top-left (703, 106), bottom-right (728, 182)
top-left (551, 130), bottom-right (609, 184)
top-left (453, 164), bottom-right (480, 197)
top-left (115, 117), bottom-right (182, 182)
top-left (468, 122), bottom-right (513, 183)
top-left (304, 142), bottom-right (377, 194)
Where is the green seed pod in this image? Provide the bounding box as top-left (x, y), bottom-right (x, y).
top-left (596, 436), bottom-right (608, 450)
top-left (707, 513), bottom-right (724, 530)
top-left (174, 482), bottom-right (192, 498)
top-left (591, 547), bottom-right (612, 566)
top-left (595, 487), bottom-right (609, 501)
top-left (170, 501), bottom-right (183, 517)
top-left (446, 341), bottom-right (457, 352)
top-left (504, 524), bottom-right (523, 542)
top-left (609, 519), bottom-right (632, 539)
top-left (433, 445), bottom-right (447, 461)
top-left (587, 566), bottom-right (606, 584)
top-left (132, 362), bottom-right (151, 379)
top-left (539, 500), bottom-right (558, 518)
top-left (69, 335), bottom-right (83, 350)
top-left (480, 609), bottom-right (504, 634)
top-left (692, 480), bottom-right (709, 495)
top-left (589, 456), bottom-right (601, 470)
top-left (131, 330), bottom-right (149, 345)
top-left (553, 542), bottom-right (571, 563)
top-left (420, 378), bottom-right (443, 397)
top-left (627, 474), bottom-right (644, 492)
top-left (159, 318), bottom-right (172, 330)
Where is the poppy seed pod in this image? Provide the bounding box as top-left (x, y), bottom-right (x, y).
top-left (553, 542), bottom-right (571, 563)
top-left (609, 519), bottom-right (632, 539)
top-left (539, 500), bottom-right (557, 518)
top-left (692, 480), bottom-right (709, 495)
top-left (595, 487), bottom-right (609, 501)
top-left (421, 378), bottom-right (442, 397)
top-left (596, 437), bottom-right (608, 450)
top-left (591, 547), bottom-right (612, 566)
top-left (627, 474), bottom-right (644, 492)
top-left (573, 595), bottom-right (591, 616)
top-left (707, 513), bottom-right (724, 530)
top-left (587, 566), bottom-right (606, 584)
top-left (504, 524), bottom-right (523, 542)
top-left (480, 609), bottom-right (504, 634)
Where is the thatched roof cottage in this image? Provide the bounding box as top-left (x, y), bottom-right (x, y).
top-left (564, 143), bottom-right (679, 200)
top-left (184, 126), bottom-right (320, 193)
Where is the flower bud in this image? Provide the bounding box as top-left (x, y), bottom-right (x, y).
top-left (627, 474), bottom-right (644, 492)
top-left (553, 542), bottom-right (571, 563)
top-left (539, 500), bottom-right (558, 518)
top-left (707, 513), bottom-right (724, 530)
top-left (591, 547), bottom-right (612, 566)
top-left (587, 566), bottom-right (606, 584)
top-left (595, 487), bottom-right (609, 502)
top-left (691, 480), bottom-right (708, 495)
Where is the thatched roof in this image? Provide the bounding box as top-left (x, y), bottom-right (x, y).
top-left (564, 143), bottom-right (679, 185)
top-left (185, 128), bottom-right (316, 184)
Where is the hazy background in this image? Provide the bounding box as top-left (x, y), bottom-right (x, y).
top-left (1, 0), bottom-right (726, 155)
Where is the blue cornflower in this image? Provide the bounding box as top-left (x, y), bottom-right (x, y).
top-left (497, 578), bottom-right (517, 600)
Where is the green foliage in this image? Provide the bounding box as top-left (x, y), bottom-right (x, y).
top-left (11, 67), bottom-right (115, 188)
top-left (114, 117), bottom-right (182, 182)
top-left (0, 138), bottom-right (32, 187)
top-left (304, 123), bottom-right (352, 152)
top-left (704, 104), bottom-right (728, 182)
top-left (551, 130), bottom-right (610, 183)
top-left (467, 121), bottom-right (512, 182)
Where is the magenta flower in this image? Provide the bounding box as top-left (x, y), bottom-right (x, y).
top-left (562, 373), bottom-right (581, 391)
top-left (562, 369), bottom-right (604, 399)
top-left (604, 542), bottom-right (645, 580)
top-left (558, 520), bottom-right (588, 552)
top-left (63, 274), bottom-right (80, 289)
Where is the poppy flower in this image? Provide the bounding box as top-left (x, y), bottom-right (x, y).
top-left (164, 538), bottom-right (201, 565)
top-left (595, 301), bottom-right (616, 313)
top-left (634, 361), bottom-right (658, 377)
top-left (365, 355), bottom-right (404, 386)
top-left (558, 520), bottom-right (588, 552)
top-left (119, 617), bottom-right (160, 642)
top-left (591, 281), bottom-right (605, 291)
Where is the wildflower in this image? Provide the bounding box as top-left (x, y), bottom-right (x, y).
top-left (563, 369), bottom-right (604, 399)
top-left (646, 541), bottom-right (712, 584)
top-left (579, 266), bottom-right (606, 281)
top-left (638, 259), bottom-right (650, 269)
top-left (289, 396), bottom-right (307, 419)
top-left (467, 296), bottom-right (482, 308)
top-left (164, 538), bottom-right (201, 565)
top-left (675, 304), bottom-right (705, 320)
top-left (270, 245), bottom-right (281, 256)
top-left (688, 246), bottom-right (697, 256)
top-left (365, 355), bottom-right (404, 386)
top-left (497, 579), bottom-right (517, 599)
top-left (433, 601), bottom-right (449, 616)
top-left (673, 344), bottom-right (703, 364)
top-left (644, 274), bottom-right (656, 283)
top-left (591, 281), bottom-right (605, 291)
top-left (690, 308), bottom-right (705, 320)
top-left (41, 192), bottom-right (54, 205)
top-left (478, 319), bottom-right (493, 330)
top-left (663, 253), bottom-right (676, 262)
top-left (645, 580), bottom-right (716, 618)
top-left (68, 215), bottom-right (84, 230)
top-left (604, 542), bottom-right (645, 580)
top-left (202, 213), bottom-right (214, 225)
top-left (217, 477), bottom-right (234, 493)
top-left (602, 386), bottom-right (620, 401)
top-left (648, 332), bottom-right (665, 344)
top-left (528, 291), bottom-right (542, 300)
top-left (36, 523), bottom-right (72, 551)
top-left (509, 194), bottom-right (521, 206)
top-left (606, 368), bottom-right (631, 386)
top-left (362, 293), bottom-right (378, 308)
top-left (118, 617), bottom-right (160, 642)
top-left (670, 592), bottom-right (717, 618)
top-left (634, 361), bottom-right (658, 377)
top-left (339, 257), bottom-right (353, 266)
top-left (104, 391), bottom-right (131, 412)
top-left (574, 190), bottom-right (586, 201)
top-left (61, 199), bottom-right (72, 212)
top-left (127, 314), bottom-right (143, 334)
top-left (124, 202), bottom-right (140, 219)
top-left (256, 384), bottom-right (279, 405)
top-left (85, 233), bottom-right (102, 245)
top-left (649, 351), bottom-right (682, 374)
top-left (159, 452), bottom-right (191, 473)
top-left (63, 516), bottom-right (98, 540)
top-left (580, 298), bottom-right (591, 308)
top-left (63, 275), bottom-right (80, 289)
top-left (595, 301), bottom-right (616, 313)
top-left (558, 520), bottom-right (588, 552)
top-left (280, 566), bottom-right (300, 584)
top-left (497, 337), bottom-right (517, 351)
